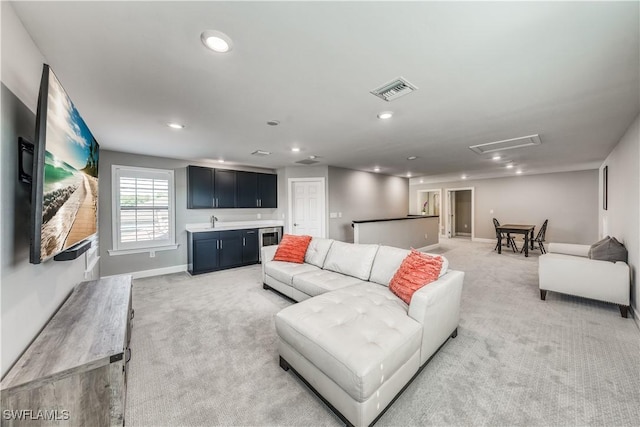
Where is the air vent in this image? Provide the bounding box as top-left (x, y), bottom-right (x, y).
top-left (469, 134), bottom-right (541, 154)
top-left (295, 159), bottom-right (319, 165)
top-left (370, 77), bottom-right (418, 102)
top-left (251, 150), bottom-right (271, 156)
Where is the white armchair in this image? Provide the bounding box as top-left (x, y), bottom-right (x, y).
top-left (538, 243), bottom-right (630, 317)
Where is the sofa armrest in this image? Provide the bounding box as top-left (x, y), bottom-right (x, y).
top-left (539, 253), bottom-right (630, 305)
top-left (548, 243), bottom-right (590, 257)
top-left (408, 270), bottom-right (464, 365)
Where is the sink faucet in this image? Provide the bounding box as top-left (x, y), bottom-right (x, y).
top-left (211, 215), bottom-right (218, 228)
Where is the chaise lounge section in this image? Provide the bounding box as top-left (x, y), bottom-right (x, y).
top-left (262, 239), bottom-right (464, 426)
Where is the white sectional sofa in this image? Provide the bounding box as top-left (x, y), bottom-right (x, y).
top-left (539, 243), bottom-right (630, 317)
top-left (261, 238), bottom-right (464, 427)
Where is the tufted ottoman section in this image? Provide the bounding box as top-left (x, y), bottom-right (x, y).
top-left (275, 283), bottom-right (422, 403)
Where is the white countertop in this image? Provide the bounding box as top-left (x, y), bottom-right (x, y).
top-left (186, 220), bottom-right (284, 233)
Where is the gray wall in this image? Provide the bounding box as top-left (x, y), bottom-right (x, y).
top-left (354, 217), bottom-right (439, 249)
top-left (410, 169), bottom-right (599, 244)
top-left (99, 150), bottom-right (277, 277)
top-left (600, 114), bottom-right (639, 317)
top-left (1, 4), bottom-right (98, 378)
top-left (328, 167), bottom-right (409, 242)
top-left (454, 190), bottom-right (472, 235)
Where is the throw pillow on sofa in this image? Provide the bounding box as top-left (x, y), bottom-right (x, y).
top-left (273, 234), bottom-right (313, 263)
top-left (588, 236), bottom-right (628, 263)
top-left (389, 250), bottom-right (444, 304)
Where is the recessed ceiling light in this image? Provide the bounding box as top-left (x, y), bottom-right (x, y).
top-left (461, 175), bottom-right (467, 180)
top-left (267, 120), bottom-right (280, 126)
top-left (219, 159), bottom-right (225, 163)
top-left (516, 170), bottom-right (523, 174)
top-left (407, 156), bottom-right (418, 161)
top-left (374, 167), bottom-right (381, 172)
top-left (309, 155), bottom-right (317, 160)
top-left (406, 172), bottom-right (412, 178)
top-left (506, 164), bottom-right (514, 169)
top-left (291, 147), bottom-right (300, 152)
top-left (377, 111), bottom-right (393, 119)
top-left (492, 155), bottom-right (501, 161)
top-left (167, 122), bottom-right (184, 129)
top-left (419, 179), bottom-right (424, 184)
top-left (201, 30), bottom-right (233, 53)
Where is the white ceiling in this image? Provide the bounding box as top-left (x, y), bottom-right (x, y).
top-left (11, 1), bottom-right (640, 179)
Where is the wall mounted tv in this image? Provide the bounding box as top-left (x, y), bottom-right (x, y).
top-left (29, 64), bottom-right (99, 264)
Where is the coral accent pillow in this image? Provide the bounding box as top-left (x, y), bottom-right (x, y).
top-left (389, 250), bottom-right (444, 304)
top-left (273, 234), bottom-right (313, 264)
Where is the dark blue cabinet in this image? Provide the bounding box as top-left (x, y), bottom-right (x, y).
top-left (187, 165), bottom-right (277, 209)
top-left (188, 228), bottom-right (260, 275)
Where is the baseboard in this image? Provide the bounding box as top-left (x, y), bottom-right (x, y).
top-left (417, 243), bottom-right (440, 252)
top-left (472, 237), bottom-right (495, 243)
top-left (101, 264), bottom-right (188, 280)
top-left (457, 232), bottom-right (471, 236)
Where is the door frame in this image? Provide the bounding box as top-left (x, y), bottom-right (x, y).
top-left (444, 187), bottom-right (475, 240)
top-left (416, 188), bottom-right (443, 237)
top-left (287, 177), bottom-right (327, 238)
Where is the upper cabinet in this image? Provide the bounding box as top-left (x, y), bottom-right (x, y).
top-left (187, 166), bottom-right (214, 209)
top-left (257, 173), bottom-right (277, 208)
top-left (187, 166), bottom-right (277, 209)
top-left (214, 169), bottom-right (237, 208)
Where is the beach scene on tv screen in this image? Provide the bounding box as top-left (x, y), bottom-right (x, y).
top-left (40, 69), bottom-right (99, 260)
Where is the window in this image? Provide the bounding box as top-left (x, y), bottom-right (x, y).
top-left (110, 165), bottom-right (177, 255)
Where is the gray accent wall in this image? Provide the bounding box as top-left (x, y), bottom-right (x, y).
top-left (328, 167), bottom-right (409, 242)
top-left (410, 170), bottom-right (599, 244)
top-left (600, 114), bottom-right (639, 319)
top-left (99, 150), bottom-right (277, 277)
top-left (1, 4), bottom-right (98, 378)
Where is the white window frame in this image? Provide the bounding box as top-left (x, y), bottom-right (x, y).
top-left (109, 165), bottom-right (178, 256)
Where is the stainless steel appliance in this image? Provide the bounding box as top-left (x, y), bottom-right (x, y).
top-left (258, 227), bottom-right (282, 261)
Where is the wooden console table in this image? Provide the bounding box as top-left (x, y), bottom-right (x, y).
top-left (1, 275), bottom-right (133, 426)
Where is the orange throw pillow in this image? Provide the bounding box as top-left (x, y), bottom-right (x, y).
top-left (273, 234), bottom-right (313, 264)
top-left (389, 250), bottom-right (444, 304)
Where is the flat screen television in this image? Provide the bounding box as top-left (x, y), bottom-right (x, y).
top-left (30, 64), bottom-right (99, 264)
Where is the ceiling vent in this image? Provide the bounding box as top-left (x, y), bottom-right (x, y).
top-left (295, 159), bottom-right (319, 165)
top-left (469, 134), bottom-right (541, 154)
top-left (251, 150), bottom-right (271, 156)
top-left (370, 77), bottom-right (418, 102)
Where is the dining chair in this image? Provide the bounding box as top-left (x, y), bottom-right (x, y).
top-left (493, 218), bottom-right (518, 252)
top-left (521, 219), bottom-right (548, 254)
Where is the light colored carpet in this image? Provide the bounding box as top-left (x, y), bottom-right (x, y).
top-left (126, 239), bottom-right (640, 426)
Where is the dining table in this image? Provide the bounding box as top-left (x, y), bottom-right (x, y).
top-left (496, 224), bottom-right (536, 257)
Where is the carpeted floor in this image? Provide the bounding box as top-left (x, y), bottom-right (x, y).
top-left (125, 239), bottom-right (640, 426)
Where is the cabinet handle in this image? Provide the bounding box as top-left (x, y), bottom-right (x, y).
top-left (220, 240), bottom-right (223, 249)
top-left (243, 237), bottom-right (246, 246)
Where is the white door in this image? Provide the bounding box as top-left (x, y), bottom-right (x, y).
top-left (289, 179), bottom-right (325, 237)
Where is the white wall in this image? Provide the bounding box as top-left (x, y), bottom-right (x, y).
top-left (410, 169), bottom-right (599, 244)
top-left (599, 114), bottom-right (639, 316)
top-left (0, 3), bottom-right (98, 378)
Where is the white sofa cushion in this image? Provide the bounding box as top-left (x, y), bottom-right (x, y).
top-left (304, 238), bottom-right (334, 268)
top-left (323, 241), bottom-right (379, 281)
top-left (369, 246), bottom-right (410, 286)
top-left (264, 261), bottom-right (320, 285)
top-left (292, 269), bottom-right (367, 297)
top-left (548, 243), bottom-right (590, 257)
top-left (275, 283), bottom-right (420, 402)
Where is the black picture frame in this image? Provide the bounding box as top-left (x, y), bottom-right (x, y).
top-left (603, 165), bottom-right (608, 210)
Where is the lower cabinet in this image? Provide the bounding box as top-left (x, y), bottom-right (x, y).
top-left (188, 229), bottom-right (260, 275)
